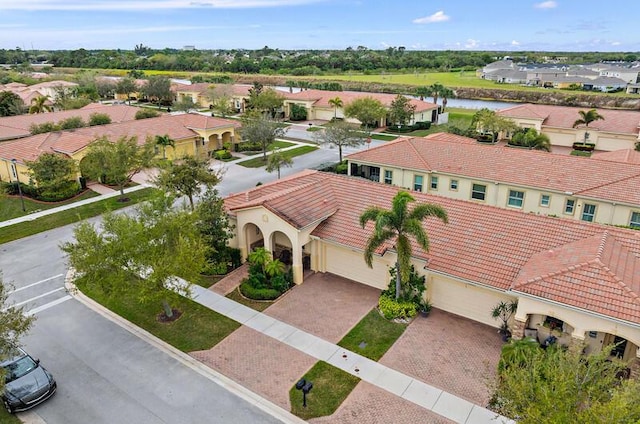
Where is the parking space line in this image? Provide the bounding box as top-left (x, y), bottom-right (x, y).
top-left (8, 274), bottom-right (64, 295)
top-left (26, 295), bottom-right (73, 316)
top-left (13, 287), bottom-right (66, 308)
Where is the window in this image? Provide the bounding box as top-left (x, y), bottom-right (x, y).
top-left (413, 175), bottom-right (423, 192)
top-left (507, 190), bottom-right (524, 208)
top-left (384, 170), bottom-right (393, 184)
top-left (471, 184), bottom-right (486, 201)
top-left (630, 212), bottom-right (640, 229)
top-left (450, 179), bottom-right (458, 191)
top-left (544, 316), bottom-right (564, 332)
top-left (430, 175), bottom-right (439, 190)
top-left (564, 199), bottom-right (575, 215)
top-left (369, 167), bottom-right (380, 182)
top-left (540, 194), bottom-right (550, 207)
top-left (581, 203), bottom-right (596, 222)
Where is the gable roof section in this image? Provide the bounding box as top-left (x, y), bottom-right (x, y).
top-left (284, 89), bottom-right (437, 113)
top-left (0, 104), bottom-right (142, 141)
top-left (513, 232), bottom-right (640, 323)
top-left (346, 133), bottom-right (640, 206)
top-left (498, 103), bottom-right (640, 135)
top-left (224, 170), bottom-right (640, 324)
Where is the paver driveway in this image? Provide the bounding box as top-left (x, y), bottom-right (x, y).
top-left (191, 272), bottom-right (380, 411)
top-left (379, 308), bottom-right (504, 405)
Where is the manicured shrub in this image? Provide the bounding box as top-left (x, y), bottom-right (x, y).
top-left (213, 149), bottom-right (232, 160)
top-left (135, 109), bottom-right (160, 120)
top-left (239, 281), bottom-right (281, 300)
top-left (290, 103), bottom-right (307, 121)
top-left (378, 295), bottom-right (417, 320)
top-left (414, 121), bottom-right (431, 130)
top-left (572, 142), bottom-right (595, 151)
top-left (335, 162), bottom-right (348, 174)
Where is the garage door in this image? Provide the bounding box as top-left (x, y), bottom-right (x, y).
top-left (430, 277), bottom-right (512, 327)
top-left (325, 244), bottom-right (389, 290)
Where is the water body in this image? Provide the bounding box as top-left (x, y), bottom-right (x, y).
top-left (274, 86), bottom-right (520, 111)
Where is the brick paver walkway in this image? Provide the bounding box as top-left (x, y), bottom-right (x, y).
top-left (265, 273), bottom-right (381, 342)
top-left (310, 382), bottom-right (455, 424)
top-left (193, 273), bottom-right (381, 412)
top-left (191, 327), bottom-right (316, 411)
top-left (210, 263), bottom-right (249, 295)
top-left (379, 308), bottom-right (504, 406)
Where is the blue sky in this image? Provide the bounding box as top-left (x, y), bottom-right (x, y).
top-left (0, 0), bottom-right (637, 52)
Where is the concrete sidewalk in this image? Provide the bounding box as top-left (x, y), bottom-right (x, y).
top-left (185, 285), bottom-right (514, 424)
top-left (0, 184), bottom-right (149, 229)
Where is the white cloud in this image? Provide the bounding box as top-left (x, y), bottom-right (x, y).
top-left (611, 41), bottom-right (621, 46)
top-left (464, 39), bottom-right (478, 49)
top-left (534, 1), bottom-right (557, 9)
top-left (511, 40), bottom-right (520, 46)
top-left (1, 0), bottom-right (325, 11)
top-left (412, 11), bottom-right (450, 24)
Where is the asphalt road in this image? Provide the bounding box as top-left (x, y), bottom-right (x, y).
top-left (0, 140), bottom-right (383, 423)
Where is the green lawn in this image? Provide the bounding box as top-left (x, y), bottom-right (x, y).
top-left (290, 361), bottom-right (360, 420)
top-left (76, 276), bottom-right (240, 352)
top-left (306, 126), bottom-right (323, 132)
top-left (237, 146), bottom-right (318, 168)
top-left (370, 133), bottom-right (397, 141)
top-left (0, 188), bottom-right (157, 245)
top-left (0, 410), bottom-right (21, 424)
top-left (0, 190), bottom-right (99, 221)
top-left (337, 309), bottom-right (407, 361)
top-left (238, 140), bottom-right (296, 157)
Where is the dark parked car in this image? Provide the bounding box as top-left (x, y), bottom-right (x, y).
top-left (1, 348), bottom-right (56, 413)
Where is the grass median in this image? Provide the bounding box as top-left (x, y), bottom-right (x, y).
top-left (237, 145), bottom-right (318, 168)
top-left (0, 190), bottom-right (99, 222)
top-left (76, 276), bottom-right (239, 352)
top-left (0, 188), bottom-right (157, 245)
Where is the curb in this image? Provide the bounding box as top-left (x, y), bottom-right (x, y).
top-left (64, 269), bottom-right (305, 424)
top-left (16, 411), bottom-right (47, 424)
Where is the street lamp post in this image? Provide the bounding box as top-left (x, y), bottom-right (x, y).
top-left (11, 159), bottom-right (25, 212)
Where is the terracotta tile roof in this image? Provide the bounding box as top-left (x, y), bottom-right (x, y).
top-left (225, 170), bottom-right (640, 324)
top-left (498, 103), bottom-right (640, 135)
top-left (592, 149), bottom-right (640, 165)
top-left (0, 104), bottom-right (142, 141)
top-left (0, 113), bottom-right (239, 162)
top-left (513, 232), bottom-right (640, 323)
top-left (171, 113), bottom-right (241, 130)
top-left (347, 133), bottom-right (640, 206)
top-left (284, 89), bottom-right (437, 113)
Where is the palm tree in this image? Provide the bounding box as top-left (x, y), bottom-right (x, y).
top-left (28, 95), bottom-right (52, 114)
top-left (572, 109), bottom-right (605, 129)
top-left (155, 134), bottom-right (175, 159)
top-left (439, 87), bottom-right (454, 112)
top-left (328, 96), bottom-right (343, 119)
top-left (360, 191), bottom-right (448, 301)
top-left (428, 83), bottom-right (445, 106)
top-left (572, 109), bottom-right (604, 143)
top-left (415, 87), bottom-right (430, 101)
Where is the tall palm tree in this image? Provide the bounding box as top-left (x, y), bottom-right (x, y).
top-left (572, 109), bottom-right (605, 129)
top-left (28, 95), bottom-right (52, 114)
top-left (328, 96), bottom-right (343, 119)
top-left (360, 191), bottom-right (448, 300)
top-left (155, 134), bottom-right (175, 159)
top-left (428, 83), bottom-right (445, 106)
top-left (439, 87), bottom-right (454, 112)
top-left (415, 87), bottom-right (430, 101)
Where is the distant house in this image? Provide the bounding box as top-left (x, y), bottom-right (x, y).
top-left (0, 103), bottom-right (141, 141)
top-left (626, 83), bottom-right (640, 94)
top-left (173, 83), bottom-right (253, 113)
top-left (592, 64), bottom-right (640, 84)
top-left (497, 103), bottom-right (640, 151)
top-left (480, 59), bottom-right (515, 79)
top-left (583, 76), bottom-right (628, 92)
top-left (282, 89), bottom-right (438, 126)
top-left (0, 113), bottom-right (241, 184)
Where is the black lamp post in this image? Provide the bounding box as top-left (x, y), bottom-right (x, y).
top-left (295, 378), bottom-right (313, 408)
top-left (11, 159), bottom-right (25, 212)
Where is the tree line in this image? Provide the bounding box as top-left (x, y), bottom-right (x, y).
top-left (2, 47), bottom-right (639, 76)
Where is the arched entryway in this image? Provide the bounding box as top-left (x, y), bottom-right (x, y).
top-left (521, 313), bottom-right (575, 347)
top-left (583, 331), bottom-right (639, 362)
top-left (243, 223), bottom-right (264, 253)
top-left (269, 230), bottom-right (293, 265)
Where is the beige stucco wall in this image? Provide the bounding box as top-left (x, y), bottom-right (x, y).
top-left (348, 162), bottom-right (639, 227)
top-left (516, 296), bottom-right (640, 358)
top-left (0, 160), bottom-right (29, 184)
